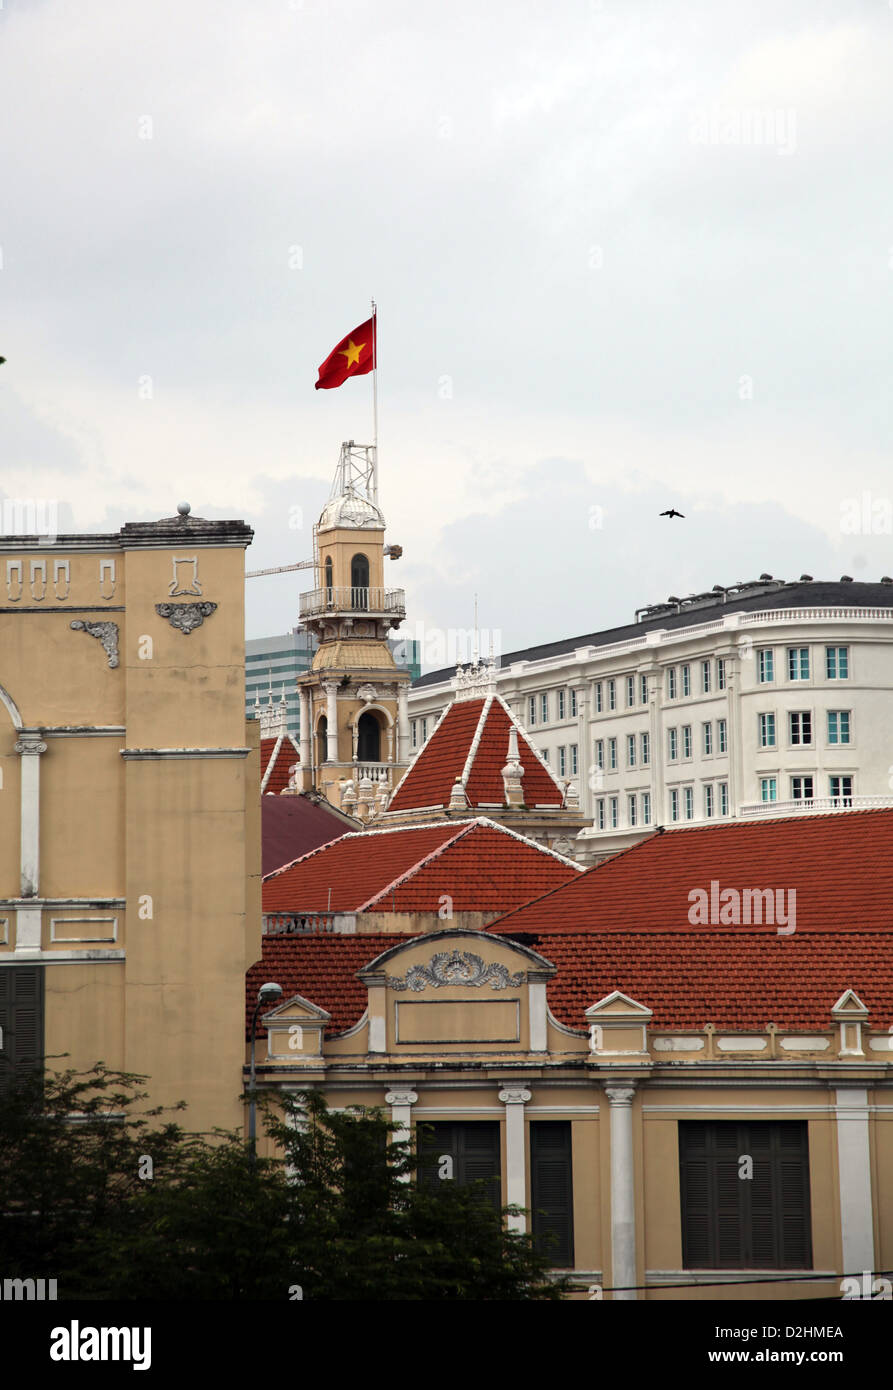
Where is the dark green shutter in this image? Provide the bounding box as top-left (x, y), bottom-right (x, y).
top-left (417, 1122), bottom-right (501, 1211)
top-left (530, 1121), bottom-right (574, 1267)
top-left (0, 966), bottom-right (45, 1086)
top-left (680, 1121), bottom-right (811, 1269)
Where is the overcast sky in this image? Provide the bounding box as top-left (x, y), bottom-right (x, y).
top-left (2, 0), bottom-right (891, 661)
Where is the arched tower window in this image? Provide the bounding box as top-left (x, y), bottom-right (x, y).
top-left (317, 714), bottom-right (328, 766)
top-left (351, 553), bottom-right (369, 610)
top-left (357, 710), bottom-right (381, 762)
top-left (324, 556), bottom-right (333, 603)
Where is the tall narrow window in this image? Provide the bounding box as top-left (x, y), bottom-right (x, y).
top-left (627, 735), bottom-right (636, 768)
top-left (704, 784), bottom-right (714, 818)
top-left (789, 712), bottom-right (812, 746)
top-left (528, 696), bottom-right (536, 727)
top-left (828, 711), bottom-right (851, 745)
top-left (558, 746), bottom-right (566, 777)
top-left (0, 966), bottom-right (45, 1088)
top-left (718, 718), bottom-right (727, 753)
top-left (682, 664), bottom-right (691, 697)
top-left (558, 689), bottom-right (566, 720)
top-left (667, 667), bottom-right (677, 700)
top-left (570, 744), bottom-right (578, 775)
top-left (570, 689), bottom-right (578, 717)
top-left (701, 660), bottom-right (711, 693)
top-left (316, 715), bottom-right (328, 766)
top-left (608, 679), bottom-right (616, 711)
top-left (626, 675), bottom-right (635, 708)
top-left (758, 713), bottom-right (776, 748)
top-left (719, 782), bottom-right (729, 815)
top-left (350, 553), bottom-right (369, 609)
top-left (530, 1123), bottom-right (575, 1269)
top-left (642, 792), bottom-right (651, 825)
top-left (324, 555), bottom-right (333, 602)
top-left (760, 776), bottom-right (777, 802)
top-left (717, 658), bottom-right (726, 690)
top-left (826, 646), bottom-right (849, 679)
top-left (541, 693), bottom-right (549, 723)
top-left (787, 647), bottom-right (809, 681)
top-left (668, 728), bottom-right (678, 761)
top-left (758, 649), bottom-right (774, 683)
top-left (595, 682), bottom-right (603, 713)
top-left (357, 711), bottom-right (381, 762)
top-left (670, 788), bottom-right (680, 822)
top-left (684, 786), bottom-right (694, 820)
top-left (682, 725), bottom-right (692, 759)
top-left (641, 732), bottom-right (650, 765)
top-left (640, 674), bottom-right (648, 704)
top-left (628, 794), bottom-right (637, 826)
top-left (608, 737), bottom-right (617, 771)
top-left (702, 722), bottom-right (712, 755)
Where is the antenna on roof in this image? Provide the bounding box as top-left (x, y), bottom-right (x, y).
top-left (473, 592), bottom-right (480, 665)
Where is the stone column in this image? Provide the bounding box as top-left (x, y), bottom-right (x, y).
top-left (397, 684), bottom-right (410, 761)
top-left (835, 1087), bottom-right (875, 1276)
top-left (298, 687), bottom-right (311, 768)
top-left (605, 1084), bottom-right (637, 1300)
top-left (14, 731), bottom-right (47, 954)
top-left (499, 1086), bottom-right (531, 1233)
top-left (323, 681), bottom-right (338, 763)
top-left (385, 1088), bottom-right (418, 1181)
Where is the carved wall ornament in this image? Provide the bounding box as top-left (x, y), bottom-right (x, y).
top-left (54, 559), bottom-right (70, 600)
top-left (6, 560), bottom-right (22, 602)
top-left (14, 737), bottom-right (48, 756)
top-left (387, 949), bottom-right (525, 993)
top-left (357, 683), bottom-right (377, 704)
top-left (30, 560), bottom-right (47, 601)
top-left (155, 600), bottom-right (217, 633)
top-left (169, 555), bottom-right (202, 596)
top-left (70, 619), bottom-right (120, 668)
top-left (99, 558), bottom-right (116, 599)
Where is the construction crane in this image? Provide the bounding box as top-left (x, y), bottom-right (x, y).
top-left (246, 545), bottom-right (402, 581)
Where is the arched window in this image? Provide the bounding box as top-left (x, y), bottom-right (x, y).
top-left (324, 556), bottom-right (333, 603)
top-left (317, 715), bottom-right (328, 766)
top-left (351, 553), bottom-right (369, 609)
top-left (357, 710), bottom-right (381, 762)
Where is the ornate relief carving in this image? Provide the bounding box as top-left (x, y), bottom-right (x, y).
top-left (155, 600), bottom-right (217, 633)
top-left (6, 560), bottom-right (22, 602)
top-left (14, 737), bottom-right (48, 755)
top-left (385, 1090), bottom-right (418, 1107)
top-left (357, 683), bottom-right (377, 704)
top-left (70, 619), bottom-right (120, 668)
top-left (498, 1088), bottom-right (532, 1105)
top-left (53, 559), bottom-right (70, 600)
top-left (387, 949), bottom-right (525, 993)
top-left (169, 555), bottom-right (202, 596)
top-left (30, 560), bottom-right (47, 601)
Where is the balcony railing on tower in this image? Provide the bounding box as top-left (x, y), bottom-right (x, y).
top-left (300, 585), bottom-right (406, 620)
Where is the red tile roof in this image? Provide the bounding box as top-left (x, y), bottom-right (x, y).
top-left (261, 818), bottom-right (580, 914)
top-left (387, 696), bottom-right (565, 813)
top-left (487, 809), bottom-right (893, 935)
top-left (246, 930), bottom-right (893, 1037)
top-left (247, 934), bottom-right (394, 1037)
top-left (261, 796), bottom-right (352, 876)
top-left (528, 932), bottom-right (893, 1032)
top-left (260, 735), bottom-right (302, 794)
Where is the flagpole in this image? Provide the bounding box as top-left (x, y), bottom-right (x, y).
top-left (371, 298), bottom-right (379, 505)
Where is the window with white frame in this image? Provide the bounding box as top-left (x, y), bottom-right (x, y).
top-left (641, 731), bottom-right (650, 765)
top-left (627, 734), bottom-right (636, 767)
top-left (639, 674), bottom-right (648, 704)
top-left (829, 775), bottom-right (853, 804)
top-left (719, 782), bottom-right (729, 815)
top-left (701, 660), bottom-right (711, 693)
top-left (684, 786), bottom-right (694, 820)
top-left (758, 649), bottom-right (774, 683)
top-left (558, 689), bottom-right (566, 720)
top-left (558, 747), bottom-right (566, 777)
top-left (682, 664), bottom-right (691, 697)
top-left (608, 679), bottom-right (616, 710)
top-left (570, 689), bottom-right (578, 718)
top-left (791, 776), bottom-right (814, 800)
top-left (609, 737), bottom-right (617, 770)
top-left (760, 776), bottom-right (777, 802)
top-left (718, 718), bottom-right (727, 753)
top-left (542, 748), bottom-right (549, 763)
top-left (703, 722), bottom-right (712, 755)
top-left (682, 725), bottom-right (692, 759)
top-left (595, 682), bottom-right (603, 713)
top-left (628, 794), bottom-right (637, 827)
top-left (787, 647), bottom-right (809, 681)
top-left (759, 713), bottom-right (776, 748)
top-left (668, 727), bottom-right (678, 760)
top-left (595, 738), bottom-right (605, 769)
top-left (717, 658), bottom-right (726, 691)
top-left (421, 717), bottom-right (428, 742)
top-left (826, 647), bottom-right (849, 679)
top-left (670, 788), bottom-right (680, 822)
top-left (596, 799), bottom-right (605, 830)
top-left (626, 675), bottom-right (635, 708)
top-left (528, 696), bottom-right (536, 726)
top-left (827, 710), bottom-right (851, 745)
top-left (609, 796), bottom-right (618, 828)
top-left (704, 783), bottom-right (714, 817)
top-left (411, 720), bottom-right (418, 749)
top-left (789, 711), bottom-right (812, 745)
top-left (540, 692), bottom-right (549, 723)
top-left (570, 744), bottom-right (578, 775)
top-left (642, 791), bottom-right (651, 825)
top-left (667, 667), bottom-right (677, 700)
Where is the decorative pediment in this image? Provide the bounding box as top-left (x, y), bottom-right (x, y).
top-left (831, 989), bottom-right (868, 1019)
top-left (262, 992), bottom-right (332, 1062)
top-left (585, 990), bottom-right (653, 1021)
top-left (386, 949), bottom-right (525, 994)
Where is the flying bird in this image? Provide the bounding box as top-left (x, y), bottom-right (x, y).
top-left (660, 508), bottom-right (685, 518)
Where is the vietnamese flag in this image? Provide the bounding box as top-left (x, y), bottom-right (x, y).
top-left (315, 315), bottom-right (376, 390)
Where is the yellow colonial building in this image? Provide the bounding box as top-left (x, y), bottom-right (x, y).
top-left (0, 506), bottom-right (261, 1133)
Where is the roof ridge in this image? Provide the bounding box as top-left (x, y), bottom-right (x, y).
top-left (358, 821), bottom-right (477, 911)
top-left (459, 694), bottom-right (494, 787)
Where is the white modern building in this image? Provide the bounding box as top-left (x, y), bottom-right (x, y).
top-left (408, 577), bottom-right (893, 861)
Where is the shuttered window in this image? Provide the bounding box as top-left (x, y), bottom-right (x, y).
top-left (530, 1122), bottom-right (574, 1268)
top-left (417, 1121), bottom-right (501, 1212)
top-left (679, 1121), bottom-right (812, 1269)
top-left (0, 966), bottom-right (45, 1087)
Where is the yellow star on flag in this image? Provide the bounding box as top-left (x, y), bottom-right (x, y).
top-left (339, 338), bottom-right (365, 369)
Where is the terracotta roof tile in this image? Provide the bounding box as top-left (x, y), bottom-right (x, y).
top-left (261, 818), bottom-right (580, 914)
top-left (387, 696), bottom-right (564, 814)
top-left (260, 735), bottom-right (302, 795)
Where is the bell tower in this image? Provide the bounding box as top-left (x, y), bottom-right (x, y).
top-left (296, 441), bottom-right (411, 814)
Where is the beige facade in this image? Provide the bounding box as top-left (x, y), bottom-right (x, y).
top-left (0, 510), bottom-right (261, 1133)
top-left (250, 929), bottom-right (893, 1299)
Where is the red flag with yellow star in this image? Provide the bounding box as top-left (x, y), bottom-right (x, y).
top-left (314, 315), bottom-right (376, 390)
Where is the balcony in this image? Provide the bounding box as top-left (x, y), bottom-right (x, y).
top-left (740, 795), bottom-right (893, 819)
top-left (299, 585), bottom-right (406, 620)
